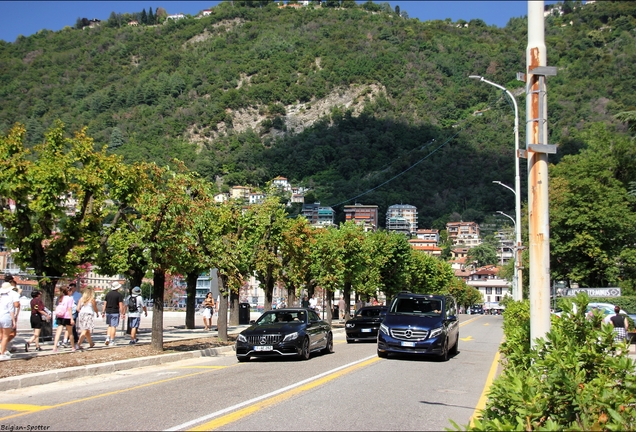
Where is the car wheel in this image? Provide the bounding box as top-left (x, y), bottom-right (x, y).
top-left (300, 336), bottom-right (310, 360)
top-left (438, 339), bottom-right (449, 362)
top-left (322, 332), bottom-right (334, 354)
top-left (377, 349), bottom-right (388, 358)
top-left (346, 338), bottom-right (352, 344)
top-left (450, 335), bottom-right (459, 355)
top-left (237, 356), bottom-right (250, 363)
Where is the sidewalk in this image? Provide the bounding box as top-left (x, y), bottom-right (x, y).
top-left (0, 311), bottom-right (346, 392)
top-left (6, 310), bottom-right (257, 361)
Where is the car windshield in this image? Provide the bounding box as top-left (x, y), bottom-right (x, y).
top-left (355, 308), bottom-right (386, 318)
top-left (390, 298), bottom-right (442, 317)
top-left (256, 310), bottom-right (306, 325)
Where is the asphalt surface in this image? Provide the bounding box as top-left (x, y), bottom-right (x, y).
top-left (0, 315), bottom-right (503, 431)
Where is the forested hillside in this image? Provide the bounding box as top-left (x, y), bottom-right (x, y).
top-left (0, 0), bottom-right (635, 227)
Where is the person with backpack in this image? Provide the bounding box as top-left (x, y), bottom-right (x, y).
top-left (125, 286), bottom-right (146, 345)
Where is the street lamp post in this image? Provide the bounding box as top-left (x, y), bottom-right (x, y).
top-left (493, 180), bottom-right (522, 301)
top-left (470, 75), bottom-right (523, 301)
top-left (496, 210), bottom-right (518, 300)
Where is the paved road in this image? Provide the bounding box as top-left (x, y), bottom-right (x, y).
top-left (0, 315), bottom-right (503, 431)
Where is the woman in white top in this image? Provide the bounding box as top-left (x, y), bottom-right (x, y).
top-left (0, 282), bottom-right (20, 360)
top-left (76, 287), bottom-right (99, 349)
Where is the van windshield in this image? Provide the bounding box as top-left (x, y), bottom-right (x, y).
top-left (390, 298), bottom-right (442, 317)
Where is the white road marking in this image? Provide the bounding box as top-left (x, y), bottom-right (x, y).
top-left (165, 354), bottom-right (377, 431)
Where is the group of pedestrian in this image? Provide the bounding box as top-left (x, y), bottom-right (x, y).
top-left (0, 279), bottom-right (148, 360)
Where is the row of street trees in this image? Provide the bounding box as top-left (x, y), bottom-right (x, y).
top-left (0, 122), bottom-right (479, 350)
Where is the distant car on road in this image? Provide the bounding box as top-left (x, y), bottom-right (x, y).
top-left (378, 293), bottom-right (459, 361)
top-left (470, 305), bottom-right (484, 315)
top-left (345, 306), bottom-right (387, 343)
top-left (235, 308), bottom-right (333, 362)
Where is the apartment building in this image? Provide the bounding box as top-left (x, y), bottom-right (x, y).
top-left (344, 204), bottom-right (379, 232)
top-left (301, 202), bottom-right (335, 227)
top-left (386, 204), bottom-right (418, 235)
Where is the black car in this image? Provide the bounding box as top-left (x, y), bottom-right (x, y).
top-left (470, 305), bottom-right (484, 315)
top-left (377, 293), bottom-right (459, 361)
top-left (235, 308), bottom-right (333, 362)
top-left (345, 306), bottom-right (388, 343)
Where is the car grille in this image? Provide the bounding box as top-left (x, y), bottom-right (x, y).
top-left (390, 328), bottom-right (428, 341)
top-left (246, 334), bottom-right (283, 345)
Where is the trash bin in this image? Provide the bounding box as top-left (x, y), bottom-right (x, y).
top-left (332, 305), bottom-right (339, 320)
top-left (239, 302), bottom-right (251, 325)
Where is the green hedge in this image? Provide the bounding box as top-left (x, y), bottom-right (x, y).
top-left (457, 293), bottom-right (636, 431)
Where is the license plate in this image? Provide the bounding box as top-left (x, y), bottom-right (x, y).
top-left (361, 329), bottom-right (372, 333)
top-left (254, 346), bottom-right (273, 351)
top-left (401, 341), bottom-right (416, 347)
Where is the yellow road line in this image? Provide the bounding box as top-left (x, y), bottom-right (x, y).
top-left (0, 365), bottom-right (233, 422)
top-left (469, 349), bottom-right (501, 427)
top-left (189, 357), bottom-right (380, 431)
top-left (0, 404), bottom-right (51, 412)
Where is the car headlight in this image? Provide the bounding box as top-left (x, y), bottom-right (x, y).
top-left (380, 323), bottom-right (389, 335)
top-left (283, 332), bottom-right (298, 342)
top-left (429, 327), bottom-right (443, 338)
top-left (346, 323), bottom-right (355, 328)
top-left (238, 334), bottom-right (247, 343)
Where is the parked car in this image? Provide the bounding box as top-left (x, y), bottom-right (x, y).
top-left (235, 308), bottom-right (333, 362)
top-left (377, 293), bottom-right (459, 361)
top-left (345, 306), bottom-right (388, 343)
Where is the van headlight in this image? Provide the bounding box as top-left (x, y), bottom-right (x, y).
top-left (283, 332), bottom-right (298, 342)
top-left (238, 334), bottom-right (247, 343)
top-left (380, 323), bottom-right (389, 335)
top-left (429, 327), bottom-right (443, 338)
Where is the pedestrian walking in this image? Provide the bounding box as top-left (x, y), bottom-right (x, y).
top-left (610, 305), bottom-right (629, 345)
top-left (0, 282), bottom-right (20, 360)
top-left (102, 282), bottom-right (124, 346)
top-left (309, 295), bottom-right (317, 310)
top-left (60, 282), bottom-right (81, 349)
top-left (338, 296), bottom-right (346, 322)
top-left (4, 275), bottom-right (20, 354)
top-left (125, 286), bottom-right (147, 344)
top-left (53, 287), bottom-right (75, 353)
top-left (25, 290), bottom-right (50, 352)
top-left (201, 292), bottom-right (215, 331)
top-left (76, 287), bottom-right (99, 349)
top-left (301, 296), bottom-right (310, 308)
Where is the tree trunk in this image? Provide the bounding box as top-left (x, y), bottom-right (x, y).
top-left (185, 271), bottom-right (198, 329)
top-left (287, 284), bottom-right (297, 307)
top-left (217, 272), bottom-right (228, 342)
top-left (151, 270), bottom-right (165, 351)
top-left (229, 289), bottom-right (239, 326)
top-left (263, 267), bottom-right (274, 311)
top-left (343, 281), bottom-right (352, 321)
top-left (128, 267), bottom-right (145, 291)
top-left (325, 291), bottom-right (333, 323)
top-left (39, 277), bottom-right (61, 341)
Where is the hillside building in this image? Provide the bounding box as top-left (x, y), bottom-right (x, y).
top-left (386, 204), bottom-right (418, 235)
top-left (344, 203), bottom-right (379, 232)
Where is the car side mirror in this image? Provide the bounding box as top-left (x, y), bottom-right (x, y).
top-left (447, 315), bottom-right (458, 322)
top-left (249, 320), bottom-right (255, 324)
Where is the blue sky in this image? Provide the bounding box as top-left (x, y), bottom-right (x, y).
top-left (0, 1), bottom-right (558, 43)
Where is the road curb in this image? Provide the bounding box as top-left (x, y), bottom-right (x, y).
top-left (0, 345), bottom-right (236, 392)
